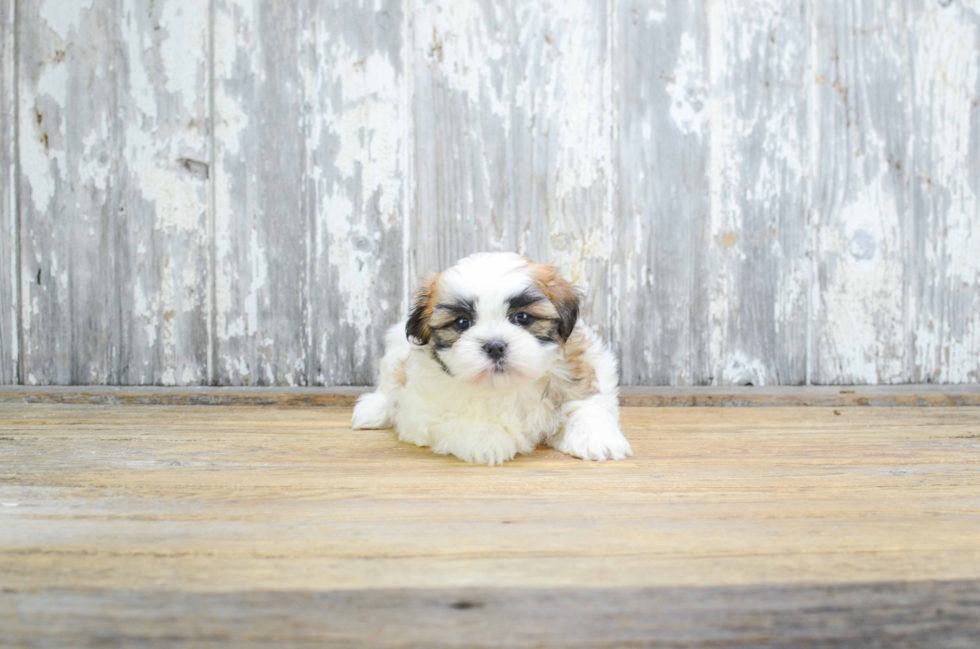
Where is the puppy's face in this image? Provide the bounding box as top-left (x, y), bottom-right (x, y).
top-left (406, 253), bottom-right (579, 388)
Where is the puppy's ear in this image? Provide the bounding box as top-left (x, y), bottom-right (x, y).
top-left (529, 262), bottom-right (580, 342)
top-left (406, 272), bottom-right (440, 345)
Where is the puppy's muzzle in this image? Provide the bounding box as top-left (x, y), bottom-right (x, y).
top-left (482, 340), bottom-right (507, 361)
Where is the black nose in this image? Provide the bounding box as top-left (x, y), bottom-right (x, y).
top-left (483, 340), bottom-right (507, 361)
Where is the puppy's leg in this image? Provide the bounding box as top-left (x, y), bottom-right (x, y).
top-left (549, 394), bottom-right (632, 461)
top-left (351, 324), bottom-right (409, 430)
top-left (548, 334), bottom-right (633, 461)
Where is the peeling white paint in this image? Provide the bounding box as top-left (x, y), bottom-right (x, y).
top-left (416, 0), bottom-right (508, 118)
top-left (20, 59), bottom-right (69, 214)
top-left (820, 178), bottom-right (906, 384)
top-left (8, 0), bottom-right (980, 388)
top-left (158, 0), bottom-right (208, 101)
top-left (39, 0), bottom-right (94, 40)
top-left (667, 32), bottom-right (706, 137)
top-left (912, 7), bottom-right (980, 382)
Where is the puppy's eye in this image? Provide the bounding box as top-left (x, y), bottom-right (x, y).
top-left (512, 312), bottom-right (532, 327)
top-left (453, 317), bottom-right (471, 332)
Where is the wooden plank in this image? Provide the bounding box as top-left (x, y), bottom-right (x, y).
top-left (1, 404), bottom-right (978, 592)
top-left (115, 0), bottom-right (211, 385)
top-left (2, 581), bottom-right (978, 648)
top-left (909, 1), bottom-right (980, 384)
top-left (212, 1), bottom-right (309, 386)
top-left (810, 0), bottom-right (912, 384)
top-left (707, 0), bottom-right (809, 386)
top-left (614, 1), bottom-right (709, 385)
top-left (412, 0), bottom-right (613, 338)
top-left (1, 384), bottom-right (979, 407)
top-left (0, 0), bottom-right (16, 384)
top-left (1, 403), bottom-right (979, 646)
top-left (0, 385), bottom-right (369, 407)
top-left (308, 0), bottom-right (406, 386)
top-left (17, 0), bottom-right (210, 386)
top-left (213, 0), bottom-right (406, 387)
top-left (18, 0), bottom-right (117, 385)
top-left (2, 384), bottom-right (980, 407)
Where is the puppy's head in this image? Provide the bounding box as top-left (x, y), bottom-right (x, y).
top-left (406, 252), bottom-right (579, 388)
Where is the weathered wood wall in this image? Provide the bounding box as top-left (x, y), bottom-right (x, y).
top-left (1, 0), bottom-right (978, 386)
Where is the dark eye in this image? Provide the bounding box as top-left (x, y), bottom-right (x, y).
top-left (513, 312), bottom-right (532, 327)
top-left (453, 317), bottom-right (471, 332)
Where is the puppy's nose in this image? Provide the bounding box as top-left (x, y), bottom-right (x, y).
top-left (483, 340), bottom-right (507, 361)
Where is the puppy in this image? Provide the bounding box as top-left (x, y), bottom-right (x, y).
top-left (351, 252), bottom-right (633, 465)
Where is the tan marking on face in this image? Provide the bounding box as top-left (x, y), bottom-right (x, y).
top-left (515, 296), bottom-right (559, 321)
top-left (406, 272), bottom-right (442, 344)
top-left (524, 260), bottom-right (580, 341)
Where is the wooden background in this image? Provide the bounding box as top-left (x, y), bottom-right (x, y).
top-left (0, 0), bottom-right (978, 387)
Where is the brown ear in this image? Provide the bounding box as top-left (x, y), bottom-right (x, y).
top-left (528, 263), bottom-right (580, 342)
top-left (405, 272), bottom-right (440, 345)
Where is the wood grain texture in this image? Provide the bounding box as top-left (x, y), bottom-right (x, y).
top-left (17, 0), bottom-right (210, 386)
top-left (3, 582), bottom-right (979, 648)
top-left (708, 0), bottom-right (809, 386)
top-left (412, 0), bottom-right (613, 337)
top-left (213, 0), bottom-right (405, 387)
top-left (810, 0), bottom-right (912, 384)
top-left (1, 403), bottom-right (979, 645)
top-left (2, 384), bottom-right (980, 407)
top-left (308, 0), bottom-right (406, 386)
top-left (2, 1), bottom-right (980, 388)
top-left (614, 0), bottom-right (710, 385)
top-left (117, 0), bottom-right (211, 385)
top-left (212, 1), bottom-right (309, 386)
top-left (18, 0), bottom-right (118, 385)
top-left (909, 0), bottom-right (980, 384)
top-left (0, 0), bottom-right (16, 384)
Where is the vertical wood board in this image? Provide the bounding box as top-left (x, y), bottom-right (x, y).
top-left (810, 0), bottom-right (912, 384)
top-left (412, 0), bottom-right (613, 337)
top-left (708, 0), bottom-right (809, 386)
top-left (309, 0), bottom-right (406, 386)
top-left (1, 0), bottom-right (16, 384)
top-left (614, 0), bottom-right (709, 385)
top-left (18, 0), bottom-right (210, 385)
top-left (909, 0), bottom-right (980, 384)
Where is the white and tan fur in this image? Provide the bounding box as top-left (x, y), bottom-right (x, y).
top-left (351, 252), bottom-right (632, 465)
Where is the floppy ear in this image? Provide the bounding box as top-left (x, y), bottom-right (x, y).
top-left (529, 263), bottom-right (580, 342)
top-left (405, 272), bottom-right (440, 345)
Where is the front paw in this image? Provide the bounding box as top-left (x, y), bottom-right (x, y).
top-left (432, 426), bottom-right (519, 466)
top-left (552, 408), bottom-right (632, 461)
top-left (351, 392), bottom-right (391, 429)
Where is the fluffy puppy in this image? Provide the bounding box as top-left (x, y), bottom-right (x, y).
top-left (351, 252), bottom-right (633, 465)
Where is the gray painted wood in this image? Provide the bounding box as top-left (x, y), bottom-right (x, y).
top-left (2, 0), bottom-right (980, 386)
top-left (708, 0), bottom-right (809, 386)
top-left (0, 0), bottom-right (16, 384)
top-left (212, 1), bottom-right (309, 386)
top-left (412, 0), bottom-right (613, 338)
top-left (614, 0), bottom-right (710, 385)
top-left (810, 0), bottom-right (912, 384)
top-left (18, 0), bottom-right (121, 385)
top-left (117, 0), bottom-right (211, 385)
top-left (309, 0), bottom-right (406, 386)
top-left (17, 0), bottom-right (210, 386)
top-left (213, 0), bottom-right (405, 387)
top-left (4, 581), bottom-right (979, 648)
top-left (909, 0), bottom-right (980, 384)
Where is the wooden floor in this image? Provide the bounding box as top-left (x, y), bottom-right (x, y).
top-left (2, 402), bottom-right (979, 647)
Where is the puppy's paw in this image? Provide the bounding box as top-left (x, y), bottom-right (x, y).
top-left (552, 408), bottom-right (632, 461)
top-left (433, 426), bottom-right (519, 466)
top-left (351, 392), bottom-right (392, 430)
